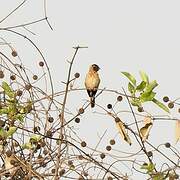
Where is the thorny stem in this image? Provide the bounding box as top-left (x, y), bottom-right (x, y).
top-left (0, 0), bottom-right (27, 24)
top-left (0, 18), bottom-right (48, 30)
top-left (122, 88), bottom-right (157, 171)
top-left (2, 29), bottom-right (54, 111)
top-left (54, 46), bottom-right (87, 179)
top-left (0, 2), bottom-right (179, 179)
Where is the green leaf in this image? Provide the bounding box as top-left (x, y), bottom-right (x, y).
top-left (140, 91), bottom-right (156, 102)
top-left (128, 82), bottom-right (135, 94)
top-left (0, 108), bottom-right (9, 114)
top-left (24, 102), bottom-right (33, 113)
top-left (15, 114), bottom-right (25, 122)
top-left (2, 81), bottom-right (15, 98)
top-left (139, 71), bottom-right (149, 84)
top-left (145, 80), bottom-right (158, 93)
top-left (6, 126), bottom-right (17, 137)
top-left (147, 163), bottom-right (155, 173)
top-left (152, 98), bottom-right (170, 113)
top-left (121, 72), bottom-right (136, 86)
top-left (30, 135), bottom-right (41, 143)
top-left (22, 142), bottom-right (33, 150)
top-left (136, 81), bottom-right (146, 91)
top-left (153, 173), bottom-right (164, 180)
top-left (0, 128), bottom-right (6, 138)
top-left (130, 99), bottom-right (141, 107)
top-left (19, 107), bottom-right (26, 114)
top-left (8, 104), bottom-right (17, 114)
top-left (141, 163), bottom-right (155, 173)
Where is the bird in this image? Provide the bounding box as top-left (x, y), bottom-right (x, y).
top-left (85, 64), bottom-right (100, 108)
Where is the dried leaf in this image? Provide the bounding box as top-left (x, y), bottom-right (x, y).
top-left (175, 120), bottom-right (180, 143)
top-left (116, 121), bottom-right (131, 145)
top-left (4, 155), bottom-right (15, 170)
top-left (140, 116), bottom-right (153, 142)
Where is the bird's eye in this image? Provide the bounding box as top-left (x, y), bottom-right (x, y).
top-left (92, 64), bottom-right (99, 71)
top-left (93, 66), bottom-right (98, 71)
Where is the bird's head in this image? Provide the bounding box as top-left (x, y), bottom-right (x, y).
top-left (91, 64), bottom-right (100, 72)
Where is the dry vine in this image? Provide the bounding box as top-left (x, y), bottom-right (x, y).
top-left (0, 1), bottom-right (179, 180)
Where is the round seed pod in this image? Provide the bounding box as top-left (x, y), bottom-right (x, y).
top-left (0, 71), bottom-right (4, 79)
top-left (10, 75), bottom-right (16, 80)
top-left (43, 149), bottom-right (48, 155)
top-left (46, 130), bottom-right (53, 138)
top-left (78, 108), bottom-right (84, 114)
top-left (117, 96), bottom-right (123, 101)
top-left (51, 168), bottom-right (56, 174)
top-left (59, 169), bottom-right (65, 176)
top-left (138, 106), bottom-right (144, 112)
top-left (163, 96), bottom-right (169, 102)
top-left (25, 84), bottom-right (32, 90)
top-left (16, 90), bottom-right (23, 96)
top-left (33, 75), bottom-right (38, 80)
top-left (11, 50), bottom-right (18, 57)
top-left (168, 102), bottom-right (174, 109)
top-left (75, 117), bottom-right (80, 123)
top-left (115, 117), bottom-right (120, 123)
top-left (78, 155), bottom-right (83, 160)
top-left (147, 151), bottom-right (153, 157)
top-left (109, 139), bottom-right (115, 145)
top-left (83, 172), bottom-right (88, 177)
top-left (106, 145), bottom-right (112, 151)
top-left (74, 72), bottom-right (80, 78)
top-left (39, 61), bottom-right (44, 67)
top-left (107, 104), bottom-right (112, 109)
top-left (100, 153), bottom-right (105, 159)
top-left (48, 117), bottom-right (54, 123)
top-left (81, 141), bottom-right (87, 147)
top-left (165, 142), bottom-right (171, 148)
top-left (68, 160), bottom-right (73, 166)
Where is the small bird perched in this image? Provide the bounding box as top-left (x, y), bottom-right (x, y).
top-left (85, 64), bottom-right (100, 108)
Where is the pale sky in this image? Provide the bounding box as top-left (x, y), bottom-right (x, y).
top-left (1, 0), bottom-right (180, 179)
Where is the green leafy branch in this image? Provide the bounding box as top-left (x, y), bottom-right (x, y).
top-left (140, 163), bottom-right (178, 180)
top-left (0, 81), bottom-right (33, 139)
top-left (1, 81), bottom-right (32, 122)
top-left (0, 126), bottom-right (17, 139)
top-left (22, 135), bottom-right (42, 150)
top-left (121, 71), bottom-right (169, 113)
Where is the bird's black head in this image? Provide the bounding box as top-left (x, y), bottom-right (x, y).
top-left (92, 64), bottom-right (100, 72)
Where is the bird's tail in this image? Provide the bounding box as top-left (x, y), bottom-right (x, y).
top-left (90, 96), bottom-right (95, 108)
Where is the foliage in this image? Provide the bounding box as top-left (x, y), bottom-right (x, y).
top-left (122, 71), bottom-right (170, 113)
top-left (0, 2), bottom-right (179, 180)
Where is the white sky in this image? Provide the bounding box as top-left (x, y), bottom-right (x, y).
top-left (1, 0), bottom-right (180, 179)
